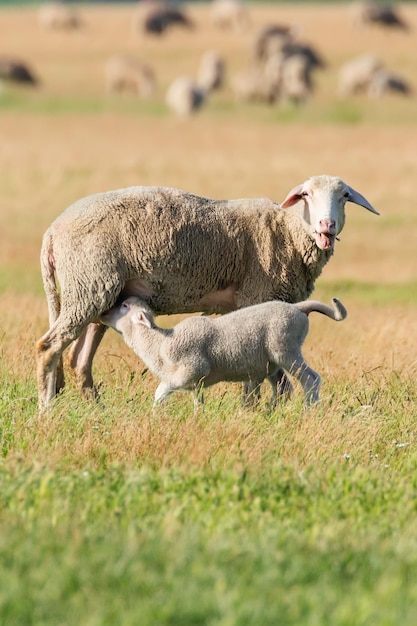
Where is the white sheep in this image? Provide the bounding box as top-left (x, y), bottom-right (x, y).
top-left (38, 1), bottom-right (82, 30)
top-left (196, 51), bottom-right (225, 93)
top-left (165, 76), bottom-right (206, 118)
top-left (338, 54), bottom-right (383, 97)
top-left (105, 55), bottom-right (156, 98)
top-left (210, 0), bottom-right (249, 32)
top-left (36, 175), bottom-right (378, 409)
top-left (100, 296), bottom-right (347, 407)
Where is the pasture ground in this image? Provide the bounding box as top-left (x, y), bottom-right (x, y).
top-left (1, 2), bottom-right (417, 624)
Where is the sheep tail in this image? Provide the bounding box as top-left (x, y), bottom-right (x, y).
top-left (40, 231), bottom-right (61, 326)
top-left (295, 297), bottom-right (347, 321)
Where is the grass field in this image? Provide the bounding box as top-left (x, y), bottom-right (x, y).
top-left (1, 2), bottom-right (417, 624)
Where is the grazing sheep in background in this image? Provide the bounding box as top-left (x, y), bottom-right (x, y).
top-left (105, 55), bottom-right (156, 98)
top-left (197, 51), bottom-right (225, 92)
top-left (265, 53), bottom-right (314, 105)
top-left (338, 54), bottom-right (383, 97)
top-left (250, 28), bottom-right (325, 104)
top-left (166, 76), bottom-right (206, 117)
top-left (38, 0), bottom-right (82, 30)
top-left (100, 296), bottom-right (347, 407)
top-left (368, 69), bottom-right (412, 98)
top-left (133, 0), bottom-right (193, 36)
top-left (210, 0), bottom-right (249, 31)
top-left (0, 57), bottom-right (38, 86)
top-left (351, 1), bottom-right (410, 32)
top-left (232, 65), bottom-right (276, 103)
top-left (254, 24), bottom-right (296, 63)
top-left (280, 42), bottom-right (326, 72)
top-left (36, 175), bottom-right (378, 409)
top-left (338, 54), bottom-right (411, 99)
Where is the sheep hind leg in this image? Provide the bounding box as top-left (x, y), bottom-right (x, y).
top-left (36, 322), bottom-right (79, 411)
top-left (267, 368), bottom-right (294, 407)
top-left (68, 323), bottom-right (108, 400)
top-left (292, 361), bottom-right (321, 405)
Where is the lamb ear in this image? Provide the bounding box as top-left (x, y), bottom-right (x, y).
top-left (131, 311), bottom-right (152, 328)
top-left (346, 185), bottom-right (379, 215)
top-left (280, 184), bottom-right (305, 208)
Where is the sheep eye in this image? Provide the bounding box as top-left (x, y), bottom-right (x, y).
top-left (343, 191), bottom-right (350, 199)
top-left (301, 191), bottom-right (309, 198)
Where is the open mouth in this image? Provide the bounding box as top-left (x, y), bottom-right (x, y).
top-left (314, 231), bottom-right (336, 250)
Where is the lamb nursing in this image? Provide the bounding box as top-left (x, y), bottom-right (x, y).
top-left (36, 175), bottom-right (378, 409)
top-left (100, 296), bottom-right (347, 407)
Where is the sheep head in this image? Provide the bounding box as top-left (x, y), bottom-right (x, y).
top-left (100, 297), bottom-right (154, 333)
top-left (281, 175), bottom-right (379, 251)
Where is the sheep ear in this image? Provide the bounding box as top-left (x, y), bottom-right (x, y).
top-left (280, 184), bottom-right (304, 208)
top-left (132, 311), bottom-right (152, 328)
top-left (345, 186), bottom-right (379, 215)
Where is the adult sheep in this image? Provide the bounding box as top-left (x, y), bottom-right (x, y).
top-left (36, 175), bottom-right (378, 409)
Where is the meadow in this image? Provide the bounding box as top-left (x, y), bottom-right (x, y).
top-left (1, 2), bottom-right (417, 624)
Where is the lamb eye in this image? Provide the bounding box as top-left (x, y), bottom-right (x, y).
top-left (344, 191), bottom-right (350, 199)
top-left (301, 191), bottom-right (309, 197)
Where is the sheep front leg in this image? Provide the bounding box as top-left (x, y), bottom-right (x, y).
top-left (241, 380), bottom-right (262, 407)
top-left (153, 381), bottom-right (176, 405)
top-left (68, 322), bottom-right (108, 400)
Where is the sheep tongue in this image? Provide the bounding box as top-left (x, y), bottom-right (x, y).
top-left (315, 232), bottom-right (334, 250)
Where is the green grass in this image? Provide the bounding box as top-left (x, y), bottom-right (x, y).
top-left (1, 367), bottom-right (417, 625)
top-left (2, 462), bottom-right (417, 626)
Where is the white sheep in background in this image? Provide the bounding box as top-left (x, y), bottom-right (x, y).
top-left (196, 51), bottom-right (225, 92)
top-left (101, 296), bottom-right (347, 407)
top-left (338, 54), bottom-right (412, 99)
top-left (338, 54), bottom-right (383, 97)
top-left (210, 0), bottom-right (249, 32)
top-left (105, 55), bottom-right (156, 98)
top-left (38, 1), bottom-right (82, 30)
top-left (36, 175), bottom-right (378, 409)
top-left (165, 76), bottom-right (206, 118)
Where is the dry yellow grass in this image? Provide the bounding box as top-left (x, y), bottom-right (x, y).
top-left (1, 3), bottom-right (416, 453)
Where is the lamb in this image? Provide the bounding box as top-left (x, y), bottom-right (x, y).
top-left (100, 296), bottom-right (347, 407)
top-left (36, 175), bottom-right (378, 409)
